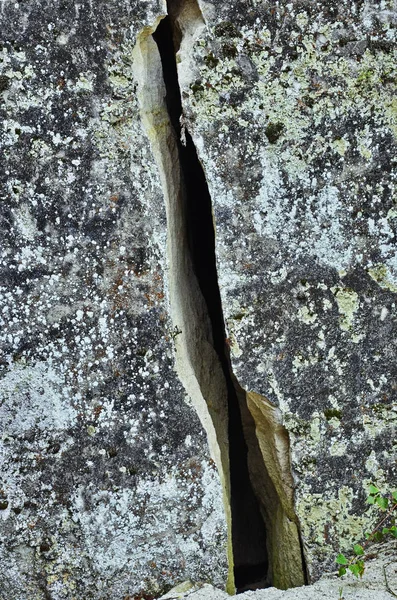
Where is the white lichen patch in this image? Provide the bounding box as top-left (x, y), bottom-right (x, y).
top-left (364, 451), bottom-right (387, 482)
top-left (361, 402), bottom-right (397, 438)
top-left (13, 204), bottom-right (38, 240)
top-left (0, 361), bottom-right (77, 434)
top-left (71, 460), bottom-right (226, 584)
top-left (332, 137), bottom-right (349, 156)
top-left (297, 305), bottom-right (318, 324)
top-left (329, 440), bottom-right (348, 456)
top-left (292, 351), bottom-right (319, 371)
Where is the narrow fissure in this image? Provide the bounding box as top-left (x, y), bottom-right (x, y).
top-left (153, 13), bottom-right (269, 593)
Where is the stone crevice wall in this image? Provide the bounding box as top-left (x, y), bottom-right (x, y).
top-left (137, 1), bottom-right (308, 591)
top-left (177, 0), bottom-right (397, 583)
top-left (0, 0), bottom-right (396, 597)
top-left (0, 1), bottom-right (229, 597)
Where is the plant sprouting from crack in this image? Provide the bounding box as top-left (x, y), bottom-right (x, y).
top-left (336, 485), bottom-right (397, 580)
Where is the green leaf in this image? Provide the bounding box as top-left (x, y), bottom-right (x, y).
top-left (349, 561), bottom-right (365, 578)
top-left (336, 554), bottom-right (348, 565)
top-left (357, 560), bottom-right (365, 577)
top-left (382, 527), bottom-right (390, 535)
top-left (369, 484), bottom-right (380, 495)
top-left (366, 495), bottom-right (375, 504)
top-left (376, 496), bottom-right (389, 509)
top-left (389, 526), bottom-right (397, 538)
top-left (375, 531), bottom-right (384, 542)
top-left (349, 564), bottom-right (361, 578)
top-left (392, 491), bottom-right (397, 502)
top-left (338, 567), bottom-right (347, 577)
top-left (353, 544), bottom-right (364, 556)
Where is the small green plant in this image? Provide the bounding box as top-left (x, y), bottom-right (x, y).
top-left (336, 485), bottom-right (397, 579)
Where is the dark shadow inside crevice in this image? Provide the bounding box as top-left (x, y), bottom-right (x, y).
top-left (153, 13), bottom-right (270, 593)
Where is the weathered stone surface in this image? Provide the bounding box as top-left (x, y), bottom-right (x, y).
top-left (0, 1), bottom-right (228, 597)
top-left (159, 541), bottom-right (397, 600)
top-left (1, 0), bottom-right (397, 596)
top-left (177, 0), bottom-right (397, 583)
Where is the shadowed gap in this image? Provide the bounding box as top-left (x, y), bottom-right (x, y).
top-left (153, 14), bottom-right (269, 592)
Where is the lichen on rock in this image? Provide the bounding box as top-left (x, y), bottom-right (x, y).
top-left (0, 1), bottom-right (229, 597)
top-left (1, 0), bottom-right (397, 595)
top-left (176, 0), bottom-right (397, 582)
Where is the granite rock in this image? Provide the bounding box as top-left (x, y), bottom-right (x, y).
top-left (177, 0), bottom-right (397, 583)
top-left (0, 1), bottom-right (228, 597)
top-left (0, 0), bottom-right (396, 596)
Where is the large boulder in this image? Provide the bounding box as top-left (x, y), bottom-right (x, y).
top-left (0, 1), bottom-right (228, 597)
top-left (176, 0), bottom-right (397, 585)
top-left (0, 0), bottom-right (396, 596)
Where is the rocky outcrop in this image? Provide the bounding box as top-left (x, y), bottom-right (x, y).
top-left (175, 0), bottom-right (397, 585)
top-left (159, 541), bottom-right (397, 599)
top-left (0, 0), bottom-right (396, 597)
top-left (0, 1), bottom-right (229, 597)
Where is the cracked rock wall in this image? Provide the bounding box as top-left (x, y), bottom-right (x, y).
top-left (1, 0), bottom-right (397, 596)
top-left (177, 0), bottom-right (397, 583)
top-left (0, 1), bottom-right (228, 598)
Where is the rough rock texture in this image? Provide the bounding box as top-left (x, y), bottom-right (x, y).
top-left (159, 541), bottom-right (397, 600)
top-left (0, 1), bottom-right (228, 598)
top-left (177, 0), bottom-right (397, 582)
top-left (1, 0), bottom-right (397, 597)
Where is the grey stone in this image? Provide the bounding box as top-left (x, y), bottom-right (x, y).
top-left (177, 0), bottom-right (397, 585)
top-left (160, 542), bottom-right (397, 600)
top-left (1, 0), bottom-right (396, 596)
top-left (0, 0), bottom-right (228, 597)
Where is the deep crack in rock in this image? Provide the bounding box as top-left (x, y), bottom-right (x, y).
top-left (134, 0), bottom-right (307, 591)
top-left (152, 11), bottom-right (270, 593)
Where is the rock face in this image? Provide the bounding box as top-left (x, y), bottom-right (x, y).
top-left (159, 540), bottom-right (397, 600)
top-left (176, 0), bottom-right (397, 584)
top-left (0, 0), bottom-right (396, 597)
top-left (0, 1), bottom-right (228, 597)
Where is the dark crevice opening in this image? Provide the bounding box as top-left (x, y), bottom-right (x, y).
top-left (153, 14), bottom-right (269, 593)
